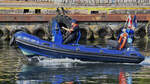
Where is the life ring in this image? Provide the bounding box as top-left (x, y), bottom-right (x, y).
top-left (118, 33), bottom-right (127, 50)
top-left (119, 38), bottom-right (127, 50)
top-left (32, 26), bottom-right (47, 39)
top-left (11, 26), bottom-right (30, 36)
top-left (0, 27), bottom-right (9, 40)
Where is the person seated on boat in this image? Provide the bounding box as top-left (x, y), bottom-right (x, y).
top-left (61, 19), bottom-right (79, 44)
top-left (118, 29), bottom-right (128, 50)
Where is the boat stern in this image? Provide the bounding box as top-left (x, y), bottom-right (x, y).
top-left (137, 53), bottom-right (145, 63)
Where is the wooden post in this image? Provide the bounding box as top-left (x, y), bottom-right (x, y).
top-left (144, 21), bottom-right (150, 51)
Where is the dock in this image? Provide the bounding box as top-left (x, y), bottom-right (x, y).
top-left (0, 0), bottom-right (150, 40)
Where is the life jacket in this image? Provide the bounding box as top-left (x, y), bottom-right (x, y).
top-left (118, 33), bottom-right (128, 50)
top-left (72, 24), bottom-right (78, 29)
top-left (70, 24), bottom-right (79, 33)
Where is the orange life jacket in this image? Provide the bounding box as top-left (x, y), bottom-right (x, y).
top-left (70, 24), bottom-right (78, 33)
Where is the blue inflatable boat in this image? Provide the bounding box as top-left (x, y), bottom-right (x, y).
top-left (11, 16), bottom-right (145, 63)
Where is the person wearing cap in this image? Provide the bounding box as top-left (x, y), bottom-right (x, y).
top-left (118, 29), bottom-right (128, 50)
top-left (62, 19), bottom-right (79, 44)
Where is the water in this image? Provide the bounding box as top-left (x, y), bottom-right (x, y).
top-left (0, 38), bottom-right (150, 84)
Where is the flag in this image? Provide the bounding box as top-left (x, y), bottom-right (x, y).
top-left (127, 15), bottom-right (132, 28)
top-left (133, 15), bottom-right (137, 28)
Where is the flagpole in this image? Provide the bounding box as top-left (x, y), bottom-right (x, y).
top-left (124, 15), bottom-right (128, 29)
top-left (124, 13), bottom-right (131, 29)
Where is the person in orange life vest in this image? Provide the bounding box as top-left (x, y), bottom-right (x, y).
top-left (118, 29), bottom-right (128, 50)
top-left (62, 19), bottom-right (79, 44)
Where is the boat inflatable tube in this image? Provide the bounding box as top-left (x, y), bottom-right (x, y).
top-left (0, 27), bottom-right (9, 40)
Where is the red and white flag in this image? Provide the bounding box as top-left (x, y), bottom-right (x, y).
top-left (127, 15), bottom-right (132, 28)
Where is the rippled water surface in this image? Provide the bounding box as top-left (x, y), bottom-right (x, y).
top-left (0, 38), bottom-right (150, 84)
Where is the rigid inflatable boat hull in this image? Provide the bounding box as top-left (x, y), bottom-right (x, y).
top-left (15, 36), bottom-right (144, 63)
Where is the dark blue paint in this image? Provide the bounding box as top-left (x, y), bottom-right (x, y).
top-left (13, 18), bottom-right (145, 63)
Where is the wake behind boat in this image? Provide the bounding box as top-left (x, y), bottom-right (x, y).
top-left (10, 14), bottom-right (145, 64)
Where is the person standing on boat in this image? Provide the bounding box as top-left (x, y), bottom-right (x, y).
top-left (118, 29), bottom-right (128, 50)
top-left (62, 19), bottom-right (79, 44)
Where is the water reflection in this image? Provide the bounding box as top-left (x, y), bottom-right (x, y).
top-left (17, 59), bottom-right (142, 84)
top-left (0, 37), bottom-right (150, 84)
top-left (0, 40), bottom-right (25, 84)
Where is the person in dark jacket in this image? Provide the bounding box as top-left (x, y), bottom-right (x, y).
top-left (62, 20), bottom-right (79, 44)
